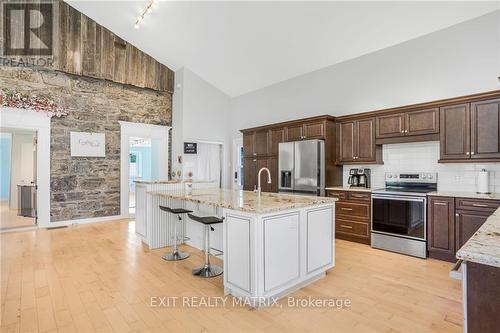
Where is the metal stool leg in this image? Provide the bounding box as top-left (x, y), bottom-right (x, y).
top-left (162, 215), bottom-right (190, 261)
top-left (192, 225), bottom-right (223, 277)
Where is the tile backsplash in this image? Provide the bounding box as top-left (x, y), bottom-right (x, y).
top-left (342, 141), bottom-right (500, 193)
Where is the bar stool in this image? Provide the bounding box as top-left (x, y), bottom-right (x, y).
top-left (159, 206), bottom-right (192, 261)
top-left (187, 213), bottom-right (223, 278)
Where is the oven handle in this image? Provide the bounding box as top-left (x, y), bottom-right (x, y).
top-left (372, 194), bottom-right (426, 202)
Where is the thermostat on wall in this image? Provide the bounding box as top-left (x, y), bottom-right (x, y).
top-left (184, 142), bottom-right (197, 154)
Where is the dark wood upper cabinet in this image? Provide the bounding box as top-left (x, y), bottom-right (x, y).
top-left (337, 118), bottom-right (380, 164)
top-left (254, 130), bottom-right (269, 156)
top-left (338, 121), bottom-right (356, 162)
top-left (405, 108), bottom-right (439, 136)
top-left (427, 196), bottom-right (456, 262)
top-left (303, 120), bottom-right (325, 139)
top-left (243, 132), bottom-right (255, 157)
top-left (376, 113), bottom-right (405, 138)
top-left (356, 118), bottom-right (376, 162)
top-left (375, 108), bottom-right (438, 140)
top-left (286, 124), bottom-right (303, 141)
top-left (286, 120), bottom-right (325, 141)
top-left (470, 98), bottom-right (500, 159)
top-left (243, 131), bottom-right (269, 157)
top-left (441, 99), bottom-right (500, 162)
top-left (440, 104), bottom-right (470, 161)
top-left (268, 127), bottom-right (285, 156)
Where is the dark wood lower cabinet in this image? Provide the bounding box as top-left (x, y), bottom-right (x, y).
top-left (327, 190), bottom-right (371, 245)
top-left (427, 196), bottom-right (455, 262)
top-left (455, 211), bottom-right (490, 250)
top-left (428, 196), bottom-right (500, 262)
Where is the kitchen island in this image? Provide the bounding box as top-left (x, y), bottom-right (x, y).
top-left (147, 188), bottom-right (337, 307)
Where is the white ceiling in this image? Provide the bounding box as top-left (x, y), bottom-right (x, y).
top-left (67, 1), bottom-right (499, 97)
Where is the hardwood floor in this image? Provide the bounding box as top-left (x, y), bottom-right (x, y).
top-left (1, 219), bottom-right (463, 333)
top-left (0, 201), bottom-right (35, 230)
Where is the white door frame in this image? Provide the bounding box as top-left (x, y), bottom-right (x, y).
top-left (1, 107), bottom-right (51, 227)
top-left (232, 137), bottom-right (243, 190)
top-left (119, 121), bottom-right (170, 218)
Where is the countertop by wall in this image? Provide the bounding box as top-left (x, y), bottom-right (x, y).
top-left (427, 191), bottom-right (500, 200)
top-left (325, 186), bottom-right (372, 192)
top-left (456, 207), bottom-right (500, 268)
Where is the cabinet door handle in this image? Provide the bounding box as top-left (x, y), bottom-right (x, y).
top-left (434, 202), bottom-right (447, 206)
top-left (456, 213), bottom-right (459, 217)
top-left (341, 208), bottom-right (353, 211)
top-left (472, 203), bottom-right (489, 207)
top-left (351, 194), bottom-right (366, 198)
top-left (471, 151), bottom-right (475, 155)
top-left (405, 130), bottom-right (408, 133)
top-left (466, 152), bottom-right (470, 155)
top-left (340, 225), bottom-right (353, 229)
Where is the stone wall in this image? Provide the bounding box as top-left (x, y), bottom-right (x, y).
top-left (0, 66), bottom-right (172, 222)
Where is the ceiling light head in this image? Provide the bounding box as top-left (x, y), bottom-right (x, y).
top-left (137, 15), bottom-right (144, 22)
top-left (134, 23), bottom-right (140, 29)
top-left (147, 7), bottom-right (153, 14)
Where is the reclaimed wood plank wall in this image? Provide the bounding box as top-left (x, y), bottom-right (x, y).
top-left (55, 1), bottom-right (174, 92)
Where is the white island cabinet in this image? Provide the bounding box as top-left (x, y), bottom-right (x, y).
top-left (148, 189), bottom-right (337, 307)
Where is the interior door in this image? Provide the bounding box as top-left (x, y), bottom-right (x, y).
top-left (440, 104), bottom-right (470, 160)
top-left (470, 99), bottom-right (500, 159)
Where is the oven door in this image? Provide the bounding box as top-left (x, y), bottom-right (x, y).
top-left (371, 194), bottom-right (426, 241)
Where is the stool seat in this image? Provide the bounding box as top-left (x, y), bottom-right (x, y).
top-left (160, 206), bottom-right (192, 214)
top-left (187, 214), bottom-right (223, 224)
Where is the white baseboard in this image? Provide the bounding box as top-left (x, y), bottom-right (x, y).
top-left (46, 215), bottom-right (127, 228)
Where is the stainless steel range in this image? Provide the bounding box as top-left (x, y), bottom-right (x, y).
top-left (371, 172), bottom-right (437, 258)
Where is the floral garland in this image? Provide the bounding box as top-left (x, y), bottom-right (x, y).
top-left (0, 88), bottom-right (68, 118)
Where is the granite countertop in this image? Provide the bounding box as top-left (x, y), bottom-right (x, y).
top-left (456, 207), bottom-right (500, 268)
top-left (148, 188), bottom-right (337, 214)
top-left (325, 186), bottom-right (372, 192)
top-left (427, 191), bottom-right (500, 200)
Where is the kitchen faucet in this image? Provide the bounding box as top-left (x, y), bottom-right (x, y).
top-left (255, 167), bottom-right (272, 195)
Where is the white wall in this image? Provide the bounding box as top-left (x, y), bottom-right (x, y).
top-left (172, 68), bottom-right (232, 248)
top-left (344, 142), bottom-right (500, 193)
top-left (172, 67), bottom-right (232, 188)
top-left (10, 133), bottom-right (35, 209)
top-left (230, 11), bottom-right (500, 137)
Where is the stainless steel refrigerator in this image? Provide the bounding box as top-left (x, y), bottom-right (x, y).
top-left (278, 140), bottom-right (325, 196)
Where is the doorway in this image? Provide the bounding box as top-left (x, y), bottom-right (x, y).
top-left (232, 138), bottom-right (243, 190)
top-left (0, 128), bottom-right (37, 229)
top-left (119, 121), bottom-right (170, 218)
top-left (128, 136), bottom-right (160, 215)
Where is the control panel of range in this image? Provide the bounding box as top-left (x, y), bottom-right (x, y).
top-left (385, 172), bottom-right (437, 183)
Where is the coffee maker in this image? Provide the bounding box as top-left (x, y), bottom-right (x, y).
top-left (348, 168), bottom-right (371, 188)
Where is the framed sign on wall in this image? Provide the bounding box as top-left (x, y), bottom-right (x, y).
top-left (184, 142), bottom-right (197, 154)
top-left (70, 132), bottom-right (105, 157)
